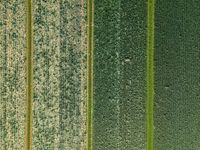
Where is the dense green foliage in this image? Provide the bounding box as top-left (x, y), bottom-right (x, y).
top-left (93, 1), bottom-right (146, 149)
top-left (154, 1), bottom-right (200, 149)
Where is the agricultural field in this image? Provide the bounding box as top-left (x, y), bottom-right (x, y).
top-left (1, 0), bottom-right (87, 149)
top-left (0, 0), bottom-right (199, 150)
top-left (93, 0), bottom-right (146, 149)
top-left (32, 0), bottom-right (87, 149)
top-left (154, 1), bottom-right (200, 149)
top-left (0, 1), bottom-right (26, 149)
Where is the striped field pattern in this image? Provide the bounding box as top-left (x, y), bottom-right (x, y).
top-left (0, 0), bottom-right (200, 150)
top-left (0, 0), bottom-right (87, 149)
top-left (32, 0), bottom-right (87, 149)
top-left (0, 1), bottom-right (26, 149)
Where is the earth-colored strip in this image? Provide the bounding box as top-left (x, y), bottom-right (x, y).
top-left (146, 0), bottom-right (155, 150)
top-left (25, 0), bottom-right (33, 149)
top-left (87, 0), bottom-right (94, 149)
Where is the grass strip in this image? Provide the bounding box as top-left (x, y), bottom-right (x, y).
top-left (87, 0), bottom-right (94, 150)
top-left (25, 0), bottom-right (33, 149)
top-left (146, 0), bottom-right (155, 150)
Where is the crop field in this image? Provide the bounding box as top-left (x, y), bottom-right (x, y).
top-left (93, 0), bottom-right (146, 150)
top-left (154, 1), bottom-right (200, 149)
top-left (0, 1), bottom-right (26, 149)
top-left (32, 0), bottom-right (87, 149)
top-left (0, 0), bottom-right (87, 149)
top-left (0, 0), bottom-right (199, 150)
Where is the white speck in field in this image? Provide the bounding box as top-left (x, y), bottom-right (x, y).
top-left (125, 58), bottom-right (130, 62)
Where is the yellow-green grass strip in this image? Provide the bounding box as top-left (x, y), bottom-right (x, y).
top-left (25, 0), bottom-right (33, 150)
top-left (147, 0), bottom-right (155, 150)
top-left (87, 0), bottom-right (94, 149)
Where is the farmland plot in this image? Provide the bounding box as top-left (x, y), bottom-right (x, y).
top-left (0, 1), bottom-right (26, 149)
top-left (0, 0), bottom-right (200, 150)
top-left (0, 0), bottom-right (87, 150)
top-left (154, 1), bottom-right (200, 149)
top-left (93, 1), bottom-right (147, 150)
top-left (32, 0), bottom-right (87, 149)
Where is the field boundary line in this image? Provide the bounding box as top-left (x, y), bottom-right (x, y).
top-left (87, 0), bottom-right (94, 150)
top-left (25, 0), bottom-right (33, 149)
top-left (146, 0), bottom-right (155, 150)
